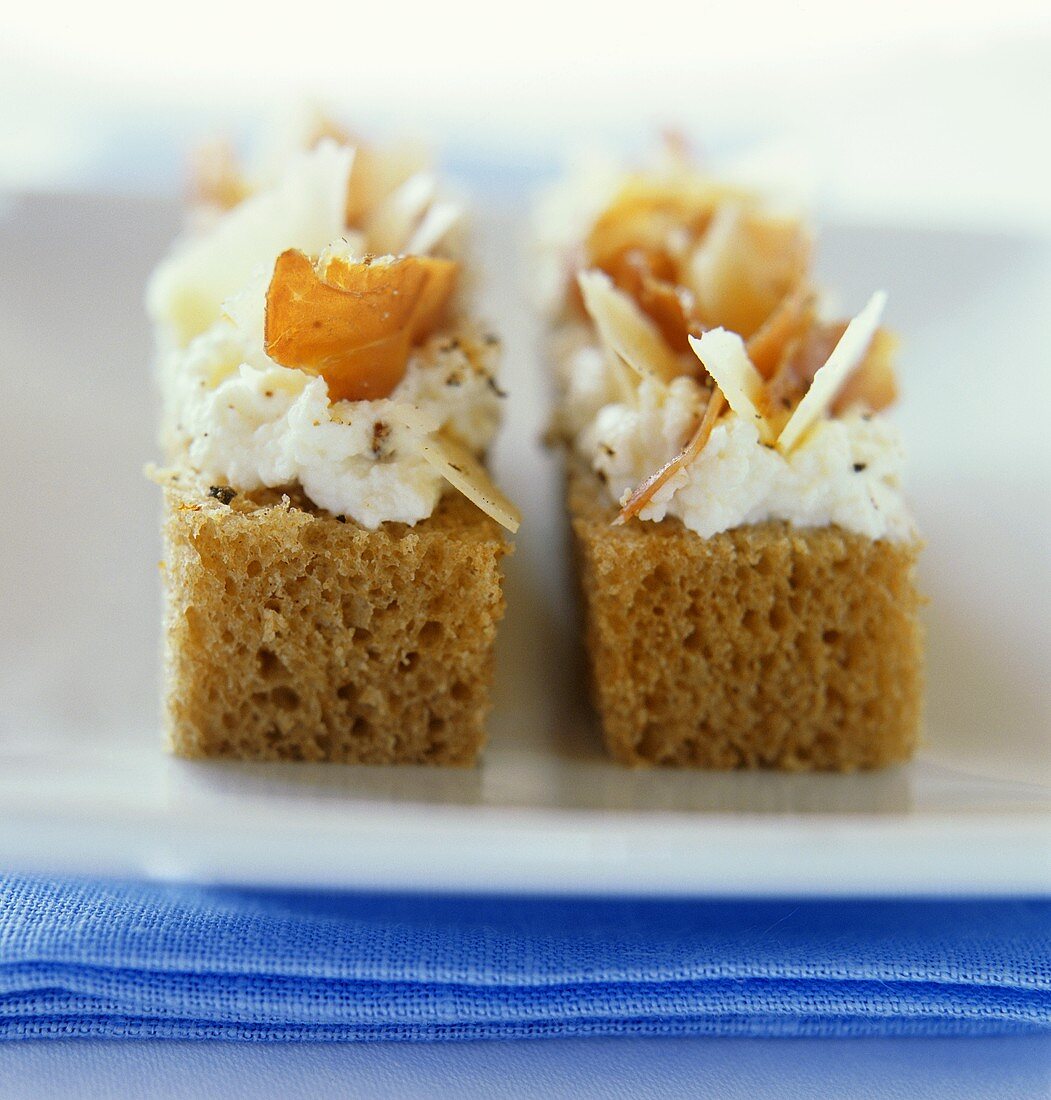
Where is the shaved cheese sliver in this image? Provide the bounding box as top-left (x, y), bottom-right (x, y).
top-left (777, 290), bottom-right (887, 454)
top-left (148, 140), bottom-right (353, 344)
top-left (417, 433), bottom-right (521, 533)
top-left (578, 270), bottom-right (682, 384)
top-left (687, 329), bottom-right (777, 444)
top-left (603, 347), bottom-right (639, 404)
top-left (406, 201), bottom-right (461, 255)
top-left (366, 172), bottom-right (436, 254)
top-left (686, 203), bottom-right (808, 340)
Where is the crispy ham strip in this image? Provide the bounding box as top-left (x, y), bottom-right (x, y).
top-left (578, 269), bottom-right (682, 384)
top-left (601, 246), bottom-right (698, 353)
top-left (687, 328), bottom-right (778, 444)
top-left (777, 290), bottom-right (887, 453)
top-left (417, 432), bottom-right (521, 533)
top-left (687, 204), bottom-right (810, 340)
top-left (614, 387), bottom-right (727, 525)
top-left (745, 287), bottom-right (816, 380)
top-left (264, 249), bottom-right (457, 402)
top-left (585, 177), bottom-right (726, 270)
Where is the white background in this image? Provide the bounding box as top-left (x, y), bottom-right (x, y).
top-left (2, 0), bottom-right (1050, 232)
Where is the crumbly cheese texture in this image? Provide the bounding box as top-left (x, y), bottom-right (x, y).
top-left (150, 140), bottom-right (501, 529)
top-left (558, 327), bottom-right (914, 542)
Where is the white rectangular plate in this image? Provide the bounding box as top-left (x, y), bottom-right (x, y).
top-left (0, 187), bottom-right (1048, 895)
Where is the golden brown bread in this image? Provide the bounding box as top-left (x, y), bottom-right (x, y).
top-left (567, 461), bottom-right (924, 770)
top-left (160, 473), bottom-right (509, 765)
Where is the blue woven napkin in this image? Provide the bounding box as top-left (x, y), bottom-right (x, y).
top-left (0, 876), bottom-right (1047, 1041)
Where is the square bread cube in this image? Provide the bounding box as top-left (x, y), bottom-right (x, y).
top-left (161, 477), bottom-right (509, 765)
top-left (568, 464), bottom-right (924, 770)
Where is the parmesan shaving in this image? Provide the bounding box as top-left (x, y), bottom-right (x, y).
top-left (687, 203), bottom-right (742, 302)
top-left (365, 171), bottom-right (436, 255)
top-left (406, 201), bottom-right (461, 255)
top-left (148, 140), bottom-right (353, 345)
top-left (777, 291), bottom-right (887, 454)
top-left (603, 347), bottom-right (639, 404)
top-left (417, 433), bottom-right (521, 533)
top-left (577, 269), bottom-right (682, 385)
top-left (687, 328), bottom-right (777, 444)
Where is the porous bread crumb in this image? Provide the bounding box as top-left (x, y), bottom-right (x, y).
top-left (161, 472), bottom-right (509, 764)
top-left (567, 461), bottom-right (924, 770)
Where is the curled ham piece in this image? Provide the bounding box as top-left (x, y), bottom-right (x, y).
top-left (745, 287), bottom-right (816, 381)
top-left (687, 206), bottom-right (811, 341)
top-left (600, 246), bottom-right (700, 354)
top-left (583, 185), bottom-right (812, 362)
top-left (585, 179), bottom-right (721, 272)
top-left (264, 249), bottom-right (458, 402)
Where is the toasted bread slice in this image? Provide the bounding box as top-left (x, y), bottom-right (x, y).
top-left (161, 473), bottom-right (509, 765)
top-left (567, 461), bottom-right (923, 770)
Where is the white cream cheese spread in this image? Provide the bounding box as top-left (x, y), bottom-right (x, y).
top-left (149, 135), bottom-right (514, 531)
top-left (582, 373), bottom-right (912, 540)
top-left (162, 315), bottom-right (502, 528)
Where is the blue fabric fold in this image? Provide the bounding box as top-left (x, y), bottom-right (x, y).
top-left (0, 877), bottom-right (1047, 1041)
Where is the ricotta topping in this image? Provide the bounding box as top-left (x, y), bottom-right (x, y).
top-left (583, 373), bottom-right (913, 541)
top-left (151, 128), bottom-right (512, 530)
top-left (163, 309), bottom-right (502, 529)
